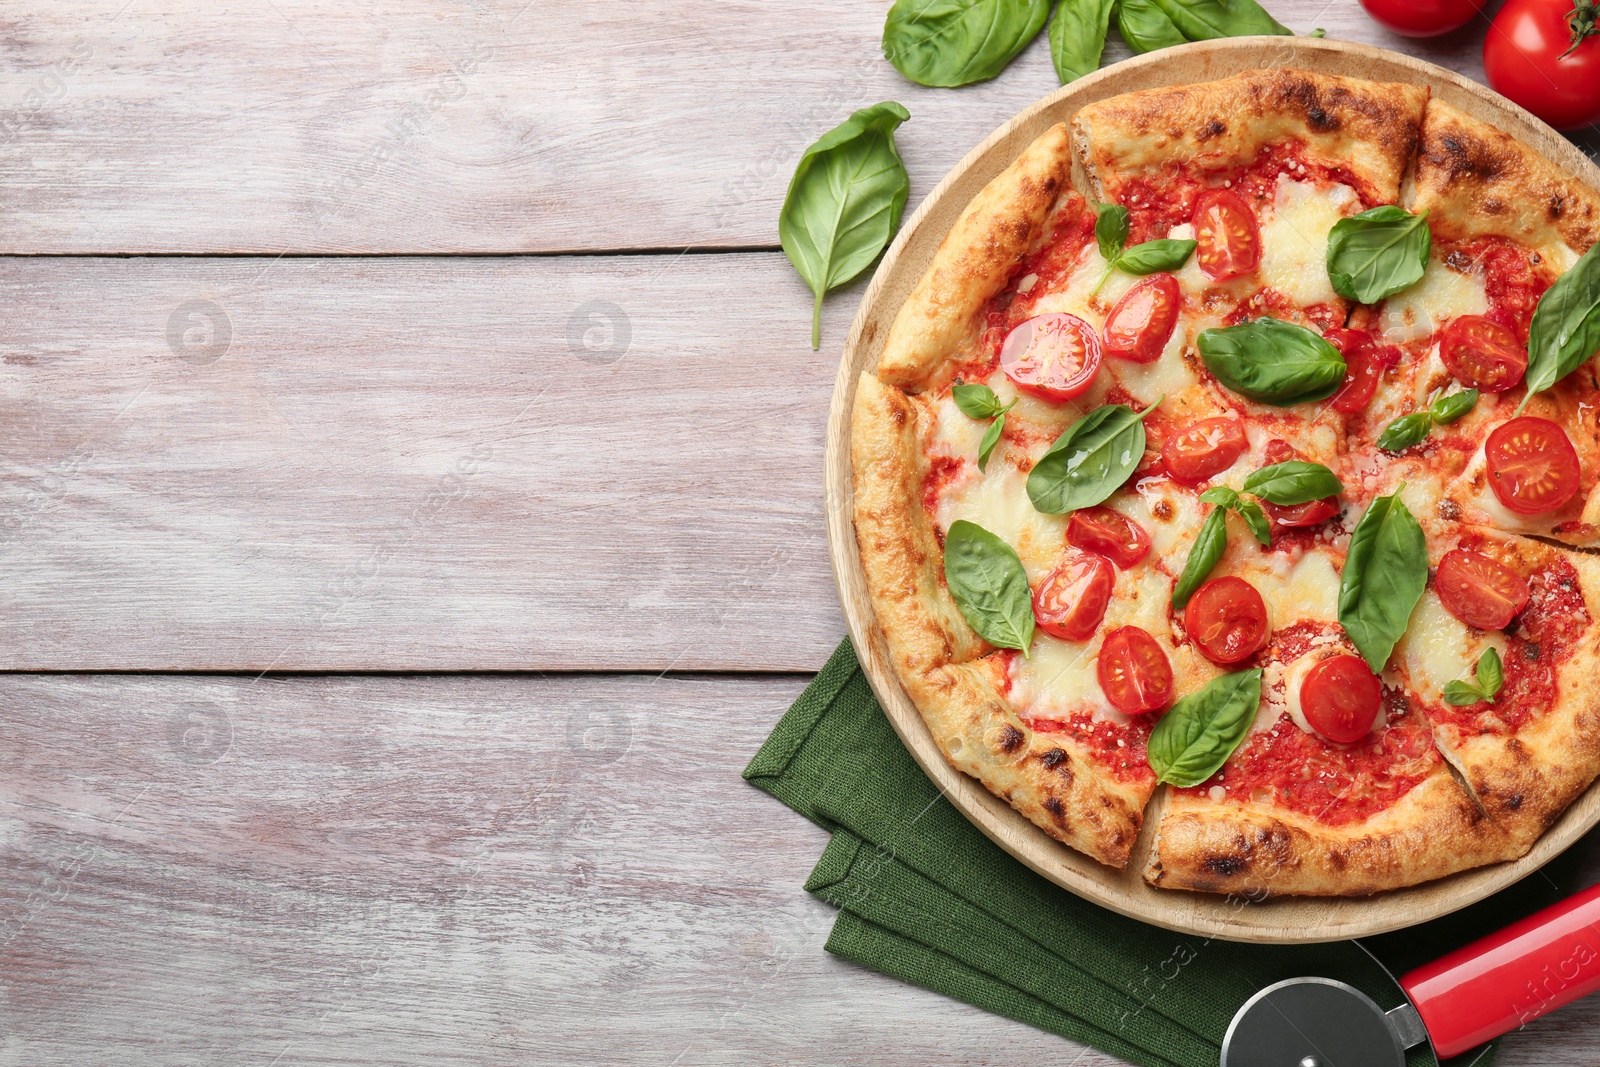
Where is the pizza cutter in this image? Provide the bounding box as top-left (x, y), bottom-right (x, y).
top-left (1221, 881), bottom-right (1600, 1065)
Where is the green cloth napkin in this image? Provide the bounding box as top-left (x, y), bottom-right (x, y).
top-left (746, 639), bottom-right (1590, 1067)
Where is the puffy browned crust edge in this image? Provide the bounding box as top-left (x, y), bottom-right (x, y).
top-left (914, 658), bottom-right (1151, 868)
top-left (1432, 542), bottom-right (1600, 851)
top-left (851, 371), bottom-right (984, 681)
top-left (1411, 99), bottom-right (1600, 254)
top-left (876, 123), bottom-right (1076, 393)
top-left (1145, 771), bottom-right (1515, 896)
top-left (1071, 68), bottom-right (1428, 202)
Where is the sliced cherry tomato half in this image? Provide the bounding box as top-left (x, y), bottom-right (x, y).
top-left (1000, 313), bottom-right (1103, 402)
top-left (1299, 654), bottom-right (1383, 744)
top-left (1439, 315), bottom-right (1528, 393)
top-left (1067, 506), bottom-right (1152, 569)
top-left (1435, 548), bottom-right (1531, 630)
top-left (1324, 327), bottom-right (1383, 414)
top-left (1192, 188), bottom-right (1261, 282)
top-left (1162, 417), bottom-right (1249, 484)
top-left (1257, 439), bottom-right (1340, 530)
top-left (1097, 626), bottom-right (1174, 715)
top-left (1183, 575), bottom-right (1270, 665)
top-left (1485, 416), bottom-right (1581, 515)
top-left (1103, 273), bottom-right (1181, 365)
top-left (1033, 551), bottom-right (1115, 642)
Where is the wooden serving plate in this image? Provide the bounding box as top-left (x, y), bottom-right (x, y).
top-left (824, 36), bottom-right (1600, 944)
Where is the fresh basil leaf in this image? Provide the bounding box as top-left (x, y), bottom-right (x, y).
top-left (1115, 238), bottom-right (1197, 275)
top-left (1476, 646), bottom-right (1503, 699)
top-left (1338, 491), bottom-right (1428, 673)
top-left (882, 0), bottom-right (1051, 87)
top-left (1050, 0), bottom-right (1116, 83)
top-left (779, 102), bottom-right (911, 349)
top-left (1442, 679), bottom-right (1486, 706)
top-left (1523, 240), bottom-right (1600, 407)
top-left (1324, 207), bottom-right (1432, 305)
top-left (1027, 403), bottom-right (1153, 514)
top-left (1236, 499), bottom-right (1272, 546)
top-left (1430, 388), bottom-right (1478, 425)
top-left (1376, 412), bottom-right (1432, 452)
top-left (1145, 0), bottom-right (1289, 40)
top-left (943, 520), bottom-right (1035, 653)
top-left (1171, 504), bottom-right (1227, 610)
top-left (1197, 318), bottom-right (1347, 405)
top-left (1198, 486), bottom-right (1239, 508)
top-left (1116, 0), bottom-right (1187, 51)
top-left (1095, 202), bottom-right (1130, 263)
top-left (1242, 461), bottom-right (1343, 506)
top-left (977, 413), bottom-right (1006, 472)
top-left (952, 382), bottom-right (1008, 419)
top-left (1148, 668), bottom-right (1263, 787)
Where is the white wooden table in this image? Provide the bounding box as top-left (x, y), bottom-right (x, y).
top-left (2, 4), bottom-right (1597, 1064)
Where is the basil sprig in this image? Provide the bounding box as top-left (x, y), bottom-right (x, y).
top-left (1091, 204), bottom-right (1196, 292)
top-left (1443, 648), bottom-right (1504, 706)
top-left (883, 0), bottom-right (1050, 87)
top-left (1376, 388), bottom-right (1478, 452)
top-left (953, 383), bottom-right (1017, 472)
top-left (1148, 668), bottom-right (1263, 787)
top-left (1027, 400), bottom-right (1160, 514)
top-left (1242, 461), bottom-right (1343, 506)
top-left (1324, 207), bottom-right (1432, 305)
top-left (1050, 0), bottom-right (1117, 84)
top-left (1338, 490), bottom-right (1428, 673)
top-left (1521, 240), bottom-right (1600, 411)
top-left (943, 520), bottom-right (1035, 654)
top-left (1116, 0), bottom-right (1187, 51)
top-left (1197, 319), bottom-right (1347, 405)
top-left (1145, 0), bottom-right (1289, 39)
top-left (1199, 486), bottom-right (1271, 546)
top-left (779, 102), bottom-right (911, 349)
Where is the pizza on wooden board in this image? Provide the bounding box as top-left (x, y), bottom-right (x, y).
top-left (850, 69), bottom-right (1600, 897)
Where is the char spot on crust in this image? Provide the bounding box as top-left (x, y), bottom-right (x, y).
top-left (1040, 746), bottom-right (1067, 770)
top-left (889, 405), bottom-right (906, 430)
top-left (1506, 792), bottom-right (1525, 812)
top-left (998, 724), bottom-right (1025, 753)
top-left (1203, 853), bottom-right (1247, 877)
top-left (1044, 796), bottom-right (1066, 821)
top-left (1198, 119), bottom-right (1226, 141)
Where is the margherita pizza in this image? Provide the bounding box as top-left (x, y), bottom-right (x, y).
top-left (850, 69), bottom-right (1600, 896)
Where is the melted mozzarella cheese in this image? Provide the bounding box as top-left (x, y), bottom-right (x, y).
top-left (1117, 478), bottom-right (1207, 560)
top-left (1283, 653), bottom-right (1321, 736)
top-left (1379, 258), bottom-right (1489, 344)
top-left (1110, 339), bottom-right (1198, 406)
top-left (1256, 178), bottom-right (1359, 307)
top-left (1239, 549), bottom-right (1343, 631)
top-left (1398, 589), bottom-right (1507, 697)
top-left (934, 460), bottom-right (1067, 579)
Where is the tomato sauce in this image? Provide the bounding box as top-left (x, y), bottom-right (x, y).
top-left (1113, 140), bottom-right (1378, 245)
top-left (1440, 238), bottom-right (1554, 342)
top-left (1023, 713), bottom-right (1156, 785)
top-left (921, 454), bottom-right (961, 516)
top-left (1427, 547), bottom-right (1588, 736)
top-left (1180, 620), bottom-right (1440, 825)
top-left (1222, 288), bottom-right (1343, 332)
top-left (992, 204), bottom-right (1099, 329)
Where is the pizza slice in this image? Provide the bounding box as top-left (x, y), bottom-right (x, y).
top-left (1356, 100), bottom-right (1600, 542)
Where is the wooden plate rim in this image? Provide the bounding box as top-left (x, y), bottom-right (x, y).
top-left (823, 36), bottom-right (1600, 944)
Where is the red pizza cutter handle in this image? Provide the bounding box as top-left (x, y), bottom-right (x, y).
top-left (1400, 882), bottom-right (1600, 1059)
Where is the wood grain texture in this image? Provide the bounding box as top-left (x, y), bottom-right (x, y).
top-left (0, 252), bottom-right (849, 671)
top-left (829, 38), bottom-right (1600, 940)
top-left (0, 0), bottom-right (1589, 254)
top-left (0, 671), bottom-right (1586, 1066)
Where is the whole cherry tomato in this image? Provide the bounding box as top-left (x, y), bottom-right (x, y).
top-left (1300, 655), bottom-right (1384, 744)
top-left (1359, 0), bottom-right (1485, 37)
top-left (1484, 0), bottom-right (1600, 130)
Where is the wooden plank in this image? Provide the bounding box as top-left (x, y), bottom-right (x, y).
top-left (0, 252), bottom-right (846, 671)
top-left (0, 1), bottom-right (1591, 254)
top-left (0, 671), bottom-right (1589, 1065)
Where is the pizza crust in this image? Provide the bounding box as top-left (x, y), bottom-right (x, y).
top-left (916, 657), bottom-right (1151, 868)
top-left (1071, 68), bottom-right (1429, 203)
top-left (851, 371), bottom-right (985, 681)
top-left (877, 123), bottom-right (1078, 393)
top-left (1410, 99), bottom-right (1600, 256)
top-left (1145, 771), bottom-right (1515, 896)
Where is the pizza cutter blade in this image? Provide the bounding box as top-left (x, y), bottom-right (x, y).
top-left (1222, 881), bottom-right (1600, 1067)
